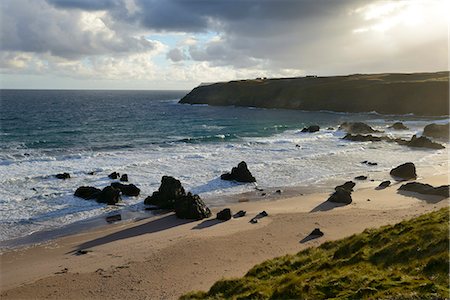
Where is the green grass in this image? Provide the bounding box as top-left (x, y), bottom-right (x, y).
top-left (181, 208), bottom-right (449, 300)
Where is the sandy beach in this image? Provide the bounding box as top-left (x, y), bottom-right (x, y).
top-left (1, 169), bottom-right (448, 300)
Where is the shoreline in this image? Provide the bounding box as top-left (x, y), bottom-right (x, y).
top-left (1, 166), bottom-right (448, 299)
top-left (2, 161), bottom-right (447, 251)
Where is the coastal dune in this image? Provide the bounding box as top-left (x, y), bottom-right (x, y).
top-left (1, 171), bottom-right (448, 299)
top-left (179, 71), bottom-right (449, 116)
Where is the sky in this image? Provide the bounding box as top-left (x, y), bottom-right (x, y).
top-left (0, 0), bottom-right (448, 90)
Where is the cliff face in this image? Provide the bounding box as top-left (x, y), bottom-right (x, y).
top-left (179, 72), bottom-right (449, 116)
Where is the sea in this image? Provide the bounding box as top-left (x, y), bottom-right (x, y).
top-left (0, 89), bottom-right (448, 248)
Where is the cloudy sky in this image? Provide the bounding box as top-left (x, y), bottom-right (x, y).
top-left (0, 0), bottom-right (448, 90)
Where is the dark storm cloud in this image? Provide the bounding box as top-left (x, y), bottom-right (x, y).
top-left (46, 0), bottom-right (120, 11)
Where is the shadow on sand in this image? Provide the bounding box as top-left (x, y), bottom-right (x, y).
top-left (397, 190), bottom-right (447, 204)
top-left (310, 200), bottom-right (348, 213)
top-left (69, 213), bottom-right (194, 254)
top-left (300, 234), bottom-right (323, 244)
top-left (192, 218), bottom-right (223, 230)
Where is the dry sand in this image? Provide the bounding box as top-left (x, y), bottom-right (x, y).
top-left (1, 172), bottom-right (448, 300)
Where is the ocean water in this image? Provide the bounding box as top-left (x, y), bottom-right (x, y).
top-left (0, 89), bottom-right (448, 245)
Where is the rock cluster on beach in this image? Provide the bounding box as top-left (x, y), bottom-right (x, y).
top-left (339, 122), bottom-right (381, 134)
top-left (74, 186), bottom-right (121, 205)
top-left (145, 176), bottom-right (211, 220)
top-left (220, 161), bottom-right (256, 183)
top-left (343, 132), bottom-right (445, 150)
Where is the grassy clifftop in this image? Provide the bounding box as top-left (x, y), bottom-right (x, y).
top-left (182, 208), bottom-right (449, 299)
top-left (179, 72), bottom-right (449, 116)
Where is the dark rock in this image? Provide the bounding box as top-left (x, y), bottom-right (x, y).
top-left (309, 228), bottom-right (324, 237)
top-left (335, 181), bottom-right (356, 192)
top-left (406, 135), bottom-right (445, 149)
top-left (261, 193), bottom-right (266, 196)
top-left (55, 173), bottom-right (70, 179)
top-left (423, 123), bottom-right (449, 139)
top-left (96, 186), bottom-right (121, 205)
top-left (367, 162), bottom-right (378, 166)
top-left (389, 122), bottom-right (409, 130)
top-left (106, 214), bottom-right (121, 223)
top-left (217, 208), bottom-right (232, 221)
top-left (328, 188), bottom-right (352, 204)
top-left (87, 171), bottom-right (96, 175)
top-left (174, 192), bottom-right (211, 220)
top-left (120, 174), bottom-right (128, 182)
top-left (144, 176), bottom-right (186, 208)
top-left (378, 181), bottom-right (391, 189)
top-left (275, 189), bottom-right (282, 194)
top-left (74, 186), bottom-right (101, 199)
top-left (250, 211), bottom-right (268, 223)
top-left (339, 122), bottom-right (381, 134)
top-left (390, 162), bottom-right (417, 180)
top-left (343, 134), bottom-right (382, 142)
top-left (327, 127), bottom-right (335, 130)
top-left (110, 182), bottom-right (140, 196)
top-left (233, 210), bottom-right (246, 218)
top-left (301, 125), bottom-right (320, 133)
top-left (354, 175), bottom-right (367, 180)
top-left (108, 172), bottom-right (120, 179)
top-left (399, 182), bottom-right (449, 198)
top-left (220, 161), bottom-right (256, 183)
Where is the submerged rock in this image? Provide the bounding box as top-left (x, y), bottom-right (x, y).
top-left (406, 135), bottom-right (445, 149)
top-left (111, 182), bottom-right (140, 196)
top-left (144, 176), bottom-right (186, 208)
top-left (301, 125), bottom-right (320, 133)
top-left (96, 186), bottom-right (121, 205)
top-left (108, 172), bottom-right (120, 179)
top-left (389, 122), bottom-right (408, 130)
top-left (423, 123), bottom-right (449, 140)
top-left (74, 186), bottom-right (101, 199)
top-left (120, 174), bottom-right (128, 182)
top-left (220, 161), bottom-right (256, 183)
top-left (174, 192), bottom-right (211, 220)
top-left (339, 122), bottom-right (381, 134)
top-left (390, 162), bottom-right (417, 181)
top-left (399, 182), bottom-right (449, 198)
top-left (55, 173), bottom-right (70, 179)
top-left (217, 208), bottom-right (232, 221)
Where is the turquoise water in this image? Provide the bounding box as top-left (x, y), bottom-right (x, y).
top-left (0, 89), bottom-right (448, 244)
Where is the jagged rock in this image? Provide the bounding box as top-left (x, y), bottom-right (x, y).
top-left (339, 122), bottom-right (381, 134)
top-left (96, 186), bottom-right (121, 205)
top-left (55, 173), bottom-right (70, 179)
top-left (120, 174), bottom-right (128, 182)
top-left (343, 134), bottom-right (382, 142)
top-left (110, 182), bottom-right (140, 196)
top-left (399, 182), bottom-right (449, 198)
top-left (220, 161), bottom-right (256, 183)
top-left (378, 181), bottom-right (391, 189)
top-left (144, 176), bottom-right (186, 208)
top-left (328, 187), bottom-right (352, 204)
top-left (423, 123), bottom-right (449, 139)
top-left (74, 186), bottom-right (101, 199)
top-left (309, 228), bottom-right (324, 237)
top-left (354, 175), bottom-right (368, 180)
top-left (389, 122), bottom-right (409, 130)
top-left (406, 135), bottom-right (445, 149)
top-left (335, 181), bottom-right (356, 192)
top-left (217, 208), bottom-right (232, 221)
top-left (108, 172), bottom-right (120, 179)
top-left (390, 162), bottom-right (417, 180)
top-left (301, 125), bottom-right (320, 133)
top-left (233, 210), bottom-right (246, 218)
top-left (174, 192), bottom-right (211, 220)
